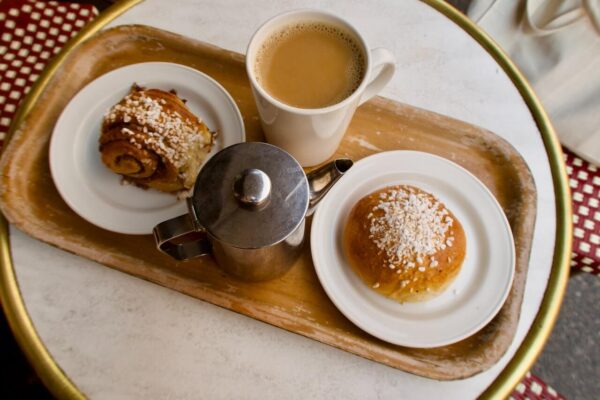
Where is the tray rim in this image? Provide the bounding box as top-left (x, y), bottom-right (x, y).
top-left (0, 1), bottom-right (571, 400)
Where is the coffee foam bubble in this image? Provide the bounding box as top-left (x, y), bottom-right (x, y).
top-left (254, 22), bottom-right (365, 95)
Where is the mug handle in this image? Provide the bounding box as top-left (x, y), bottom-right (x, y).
top-left (153, 214), bottom-right (211, 261)
top-left (359, 48), bottom-right (396, 106)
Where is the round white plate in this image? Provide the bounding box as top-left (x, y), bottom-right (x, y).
top-left (50, 62), bottom-right (245, 235)
top-left (311, 151), bottom-right (515, 348)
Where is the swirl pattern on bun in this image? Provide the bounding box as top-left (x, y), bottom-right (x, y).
top-left (99, 85), bottom-right (214, 193)
top-left (344, 185), bottom-right (466, 303)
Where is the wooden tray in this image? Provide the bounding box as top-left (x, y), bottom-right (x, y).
top-left (0, 25), bottom-right (536, 380)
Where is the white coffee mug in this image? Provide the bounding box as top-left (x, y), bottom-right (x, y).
top-left (246, 9), bottom-right (396, 167)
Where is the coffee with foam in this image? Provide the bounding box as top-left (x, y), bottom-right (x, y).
top-left (254, 22), bottom-right (365, 109)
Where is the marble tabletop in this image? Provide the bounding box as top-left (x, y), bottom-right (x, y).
top-left (10, 0), bottom-right (557, 398)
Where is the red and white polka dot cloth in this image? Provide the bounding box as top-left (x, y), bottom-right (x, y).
top-left (566, 148), bottom-right (600, 276)
top-left (0, 0), bottom-right (97, 137)
top-left (0, 1), bottom-right (588, 398)
top-left (511, 372), bottom-right (566, 400)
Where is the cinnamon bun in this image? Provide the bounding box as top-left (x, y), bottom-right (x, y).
top-left (99, 85), bottom-right (215, 193)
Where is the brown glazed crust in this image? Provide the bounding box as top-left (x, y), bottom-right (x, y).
top-left (99, 85), bottom-right (213, 192)
top-left (344, 185), bottom-right (466, 303)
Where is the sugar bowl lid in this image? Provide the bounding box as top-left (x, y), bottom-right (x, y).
top-left (190, 142), bottom-right (309, 248)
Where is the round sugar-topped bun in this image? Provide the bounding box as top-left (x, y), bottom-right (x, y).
top-left (343, 185), bottom-right (466, 303)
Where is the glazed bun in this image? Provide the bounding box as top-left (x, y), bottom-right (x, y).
top-left (343, 185), bottom-right (466, 303)
top-left (99, 85), bottom-right (214, 193)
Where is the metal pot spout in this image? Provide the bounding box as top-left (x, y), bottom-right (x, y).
top-left (306, 158), bottom-right (353, 215)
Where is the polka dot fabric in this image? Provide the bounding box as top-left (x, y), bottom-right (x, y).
top-left (0, 1), bottom-right (574, 399)
top-left (510, 372), bottom-right (566, 400)
top-left (566, 148), bottom-right (600, 276)
top-left (0, 0), bottom-right (98, 140)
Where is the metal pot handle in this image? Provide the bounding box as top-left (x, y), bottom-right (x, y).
top-left (153, 214), bottom-right (211, 261)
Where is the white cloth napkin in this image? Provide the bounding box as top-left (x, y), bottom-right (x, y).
top-left (468, 0), bottom-right (600, 165)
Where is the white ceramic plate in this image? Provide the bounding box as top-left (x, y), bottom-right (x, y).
top-left (311, 151), bottom-right (515, 348)
top-left (50, 62), bottom-right (245, 235)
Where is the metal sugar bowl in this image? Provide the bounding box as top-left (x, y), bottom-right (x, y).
top-left (153, 142), bottom-right (352, 281)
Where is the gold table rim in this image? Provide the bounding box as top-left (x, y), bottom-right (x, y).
top-left (0, 1), bottom-right (572, 399)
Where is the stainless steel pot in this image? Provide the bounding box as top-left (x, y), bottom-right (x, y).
top-left (153, 142), bottom-right (352, 281)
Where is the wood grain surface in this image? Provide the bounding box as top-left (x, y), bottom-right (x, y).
top-left (0, 25), bottom-right (536, 380)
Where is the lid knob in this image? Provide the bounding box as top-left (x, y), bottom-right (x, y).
top-left (233, 168), bottom-right (271, 208)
